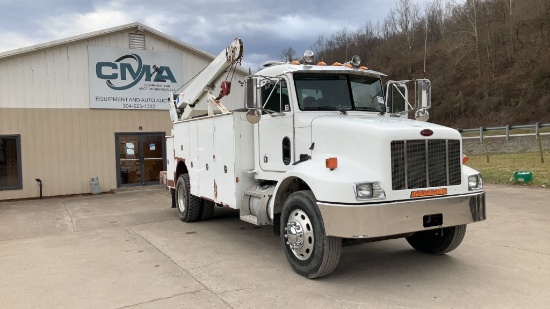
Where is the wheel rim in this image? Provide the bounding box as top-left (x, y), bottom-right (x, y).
top-left (177, 183), bottom-right (186, 213)
top-left (284, 209), bottom-right (314, 260)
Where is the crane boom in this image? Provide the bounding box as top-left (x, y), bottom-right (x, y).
top-left (169, 38), bottom-right (243, 122)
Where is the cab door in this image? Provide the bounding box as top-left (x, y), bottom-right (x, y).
top-left (258, 79), bottom-right (294, 172)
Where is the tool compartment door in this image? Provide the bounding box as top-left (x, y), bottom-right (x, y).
top-left (213, 115), bottom-right (236, 206)
top-left (197, 118), bottom-right (215, 199)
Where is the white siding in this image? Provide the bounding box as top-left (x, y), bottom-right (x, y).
top-left (0, 29), bottom-right (247, 111)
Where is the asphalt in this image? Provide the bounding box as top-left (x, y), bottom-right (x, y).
top-left (0, 184), bottom-right (549, 308)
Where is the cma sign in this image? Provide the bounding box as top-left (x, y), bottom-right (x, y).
top-left (96, 53), bottom-right (177, 90)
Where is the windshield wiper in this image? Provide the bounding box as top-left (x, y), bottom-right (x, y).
top-left (356, 107), bottom-right (381, 112)
top-left (316, 106), bottom-right (351, 111)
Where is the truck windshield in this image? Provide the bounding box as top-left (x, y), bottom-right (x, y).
top-left (295, 73), bottom-right (385, 112)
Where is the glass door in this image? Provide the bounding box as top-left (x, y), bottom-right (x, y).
top-left (142, 135), bottom-right (164, 183)
top-left (116, 133), bottom-right (165, 186)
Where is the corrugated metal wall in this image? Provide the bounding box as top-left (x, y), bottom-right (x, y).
top-left (0, 27), bottom-right (247, 200)
top-left (0, 30), bottom-right (246, 110)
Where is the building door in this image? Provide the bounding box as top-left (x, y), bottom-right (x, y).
top-left (116, 132), bottom-right (165, 186)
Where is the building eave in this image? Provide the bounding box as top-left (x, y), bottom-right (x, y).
top-left (0, 22), bottom-right (199, 60)
top-left (0, 22), bottom-right (248, 75)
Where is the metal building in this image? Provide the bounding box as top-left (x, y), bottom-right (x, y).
top-left (0, 22), bottom-right (247, 200)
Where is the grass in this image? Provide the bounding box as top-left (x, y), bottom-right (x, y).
top-left (467, 151), bottom-right (550, 188)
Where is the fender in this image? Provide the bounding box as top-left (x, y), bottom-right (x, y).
top-left (269, 155), bottom-right (383, 219)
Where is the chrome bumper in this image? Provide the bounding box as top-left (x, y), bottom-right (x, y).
top-left (317, 191), bottom-right (486, 238)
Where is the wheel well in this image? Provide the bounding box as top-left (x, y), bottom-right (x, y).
top-left (175, 160), bottom-right (188, 180)
top-left (273, 176), bottom-right (311, 216)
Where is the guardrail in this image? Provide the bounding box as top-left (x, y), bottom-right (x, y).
top-left (459, 122), bottom-right (550, 142)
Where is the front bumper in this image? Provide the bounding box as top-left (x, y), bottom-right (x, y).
top-left (317, 191), bottom-right (486, 238)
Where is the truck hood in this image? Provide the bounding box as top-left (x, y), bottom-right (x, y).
top-left (291, 113), bottom-right (468, 203)
top-left (310, 114), bottom-right (461, 142)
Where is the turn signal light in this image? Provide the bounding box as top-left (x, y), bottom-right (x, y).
top-left (291, 60), bottom-right (300, 65)
top-left (326, 157), bottom-right (338, 170)
top-left (463, 155), bottom-right (469, 164)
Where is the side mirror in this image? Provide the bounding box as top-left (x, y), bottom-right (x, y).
top-left (245, 77), bottom-right (260, 109)
top-left (415, 79), bottom-right (431, 109)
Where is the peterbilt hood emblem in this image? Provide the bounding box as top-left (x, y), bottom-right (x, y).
top-left (420, 129), bottom-right (434, 136)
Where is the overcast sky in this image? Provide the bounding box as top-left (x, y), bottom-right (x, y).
top-left (0, 0), bottom-right (432, 70)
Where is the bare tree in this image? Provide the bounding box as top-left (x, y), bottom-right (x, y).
top-left (279, 47), bottom-right (296, 62)
top-left (453, 0), bottom-right (483, 79)
top-left (310, 35), bottom-right (325, 62)
top-left (425, 0), bottom-right (447, 42)
top-left (393, 0), bottom-right (421, 77)
top-left (503, 0), bottom-right (515, 57)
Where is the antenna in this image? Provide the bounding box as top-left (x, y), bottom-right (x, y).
top-left (345, 16), bottom-right (351, 62)
top-left (423, 17), bottom-right (428, 74)
top-left (321, 35), bottom-right (324, 62)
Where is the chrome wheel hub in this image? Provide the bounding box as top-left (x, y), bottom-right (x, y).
top-left (177, 184), bottom-right (186, 213)
top-left (284, 209), bottom-right (314, 260)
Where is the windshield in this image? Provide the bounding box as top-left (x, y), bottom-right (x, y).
top-left (294, 73), bottom-right (385, 112)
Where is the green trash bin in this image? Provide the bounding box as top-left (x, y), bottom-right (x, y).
top-left (513, 171), bottom-right (533, 183)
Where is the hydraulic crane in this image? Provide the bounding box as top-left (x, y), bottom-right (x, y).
top-left (168, 38), bottom-right (243, 122)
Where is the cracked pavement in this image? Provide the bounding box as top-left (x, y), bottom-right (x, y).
top-left (0, 184), bottom-right (549, 308)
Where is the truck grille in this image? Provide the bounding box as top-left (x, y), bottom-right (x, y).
top-left (391, 140), bottom-right (461, 190)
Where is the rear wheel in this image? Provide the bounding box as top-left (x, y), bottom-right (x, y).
top-left (280, 190), bottom-right (341, 279)
top-left (406, 225), bottom-right (467, 255)
top-left (199, 199), bottom-right (215, 220)
top-left (175, 174), bottom-right (201, 222)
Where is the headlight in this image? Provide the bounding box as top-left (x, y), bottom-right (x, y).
top-left (468, 174), bottom-right (483, 190)
top-left (355, 182), bottom-right (385, 200)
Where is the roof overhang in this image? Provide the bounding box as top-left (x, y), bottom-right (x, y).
top-left (0, 22), bottom-right (249, 75)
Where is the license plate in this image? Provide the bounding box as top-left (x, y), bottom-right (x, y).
top-left (410, 188), bottom-right (448, 198)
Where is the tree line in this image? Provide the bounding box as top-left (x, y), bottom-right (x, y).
top-left (282, 0), bottom-right (550, 128)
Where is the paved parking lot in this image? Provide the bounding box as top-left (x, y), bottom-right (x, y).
top-left (0, 184), bottom-right (549, 308)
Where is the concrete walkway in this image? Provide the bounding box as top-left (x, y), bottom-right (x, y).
top-left (0, 185), bottom-right (549, 308)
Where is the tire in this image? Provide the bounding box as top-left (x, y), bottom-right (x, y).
top-left (280, 190), bottom-right (341, 279)
top-left (199, 199), bottom-right (215, 220)
top-left (175, 174), bottom-right (201, 222)
top-left (406, 224), bottom-right (467, 255)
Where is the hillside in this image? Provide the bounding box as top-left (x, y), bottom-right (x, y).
top-left (303, 0), bottom-right (550, 128)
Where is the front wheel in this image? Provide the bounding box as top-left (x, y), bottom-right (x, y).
top-left (406, 224), bottom-right (467, 255)
top-left (280, 190), bottom-right (341, 279)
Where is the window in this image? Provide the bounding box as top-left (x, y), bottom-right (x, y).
top-left (295, 73), bottom-right (385, 112)
top-left (0, 135), bottom-right (22, 190)
top-left (295, 74), bottom-right (352, 111)
top-left (349, 76), bottom-right (384, 112)
top-left (262, 79), bottom-right (290, 113)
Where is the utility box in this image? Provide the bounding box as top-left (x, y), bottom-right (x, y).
top-left (514, 171), bottom-right (533, 183)
top-left (90, 177), bottom-right (101, 194)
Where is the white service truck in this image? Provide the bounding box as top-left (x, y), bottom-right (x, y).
top-left (165, 39), bottom-right (486, 278)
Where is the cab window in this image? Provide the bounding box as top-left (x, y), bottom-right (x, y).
top-left (262, 79), bottom-right (289, 113)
